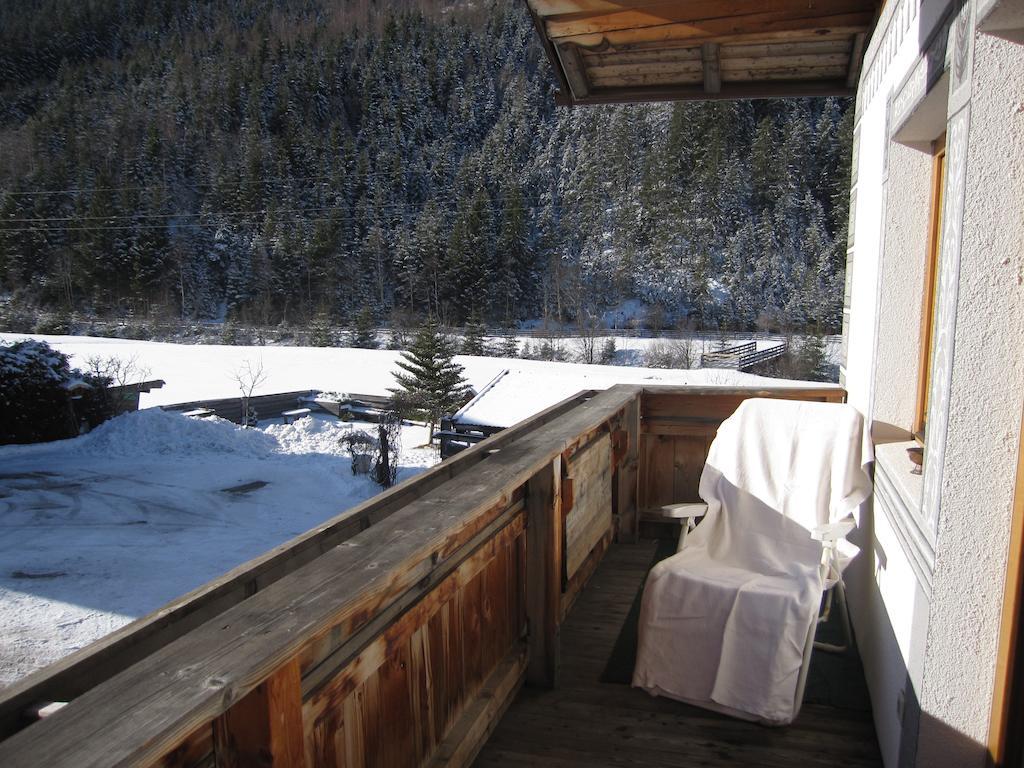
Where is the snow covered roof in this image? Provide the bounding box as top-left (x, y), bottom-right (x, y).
top-left (452, 364), bottom-right (834, 429)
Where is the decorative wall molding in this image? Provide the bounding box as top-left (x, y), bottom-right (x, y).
top-left (922, 101), bottom-right (971, 532)
top-left (891, 20), bottom-right (951, 136)
top-left (949, 0), bottom-right (976, 113)
top-left (859, 0), bottom-right (920, 111)
top-left (875, 452), bottom-right (936, 595)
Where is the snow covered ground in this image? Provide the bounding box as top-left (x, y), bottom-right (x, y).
top-left (0, 333), bottom-right (823, 413)
top-left (0, 408), bottom-right (436, 689)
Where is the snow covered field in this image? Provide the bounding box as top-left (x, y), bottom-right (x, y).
top-left (0, 333), bottom-right (825, 417)
top-left (0, 408), bottom-right (435, 688)
top-left (0, 332), bottom-right (834, 690)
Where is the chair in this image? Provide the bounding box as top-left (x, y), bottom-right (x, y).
top-left (632, 398), bottom-right (873, 725)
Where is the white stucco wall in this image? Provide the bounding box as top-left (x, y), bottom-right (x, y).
top-left (915, 30), bottom-right (1024, 766)
top-left (847, 5), bottom-right (1024, 765)
top-left (844, 4), bottom-right (936, 766)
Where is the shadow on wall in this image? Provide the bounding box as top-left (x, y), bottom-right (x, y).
top-left (845, 492), bottom-right (992, 768)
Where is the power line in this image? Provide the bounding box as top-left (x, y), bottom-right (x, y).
top-left (0, 163), bottom-right (565, 198)
top-left (0, 195), bottom-right (656, 233)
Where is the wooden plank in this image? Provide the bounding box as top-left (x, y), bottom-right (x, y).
top-left (308, 528), bottom-right (526, 768)
top-left (297, 501), bottom-right (525, 696)
top-left (156, 725), bottom-right (214, 768)
top-left (589, 71), bottom-right (704, 87)
top-left (425, 646), bottom-right (527, 768)
top-left (846, 30), bottom-right (867, 87)
top-left (556, 43), bottom-right (591, 99)
top-left (641, 388), bottom-right (842, 422)
top-left (720, 39), bottom-right (853, 57)
top-left (548, 10), bottom-right (876, 48)
top-left (672, 436), bottom-right (711, 503)
top-left (622, 396), bottom-right (641, 543)
top-left (561, 78), bottom-right (856, 104)
top-left (639, 433), bottom-right (675, 510)
top-left (564, 436), bottom-right (613, 578)
top-left (988, 407), bottom-right (1024, 765)
top-left (702, 41), bottom-right (722, 92)
top-left (525, 458), bottom-right (562, 689)
top-left (722, 64), bottom-right (848, 81)
top-left (541, 0), bottom-right (877, 39)
top-left (560, 531), bottom-right (611, 622)
top-left (301, 516), bottom-right (524, 726)
top-left (587, 58), bottom-right (704, 77)
top-left (377, 644), bottom-right (416, 767)
top-left (641, 420), bottom-right (719, 437)
top-left (720, 52), bottom-right (850, 69)
top-left (212, 660), bottom-right (304, 768)
top-left (582, 45), bottom-right (702, 66)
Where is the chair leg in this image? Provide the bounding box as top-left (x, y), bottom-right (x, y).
top-left (814, 578), bottom-right (852, 653)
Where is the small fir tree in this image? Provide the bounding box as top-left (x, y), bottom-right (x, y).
top-left (309, 314), bottom-right (333, 347)
top-left (794, 334), bottom-right (830, 382)
top-left (461, 315), bottom-right (488, 356)
top-left (499, 333), bottom-right (519, 359)
top-left (598, 337), bottom-right (617, 364)
top-left (349, 306), bottom-right (377, 349)
top-left (390, 318), bottom-right (471, 441)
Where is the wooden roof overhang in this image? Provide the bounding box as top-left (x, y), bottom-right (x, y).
top-left (526, 0), bottom-right (880, 106)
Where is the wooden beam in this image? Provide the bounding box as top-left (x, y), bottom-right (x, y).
top-left (548, 9), bottom-right (876, 47)
top-left (555, 42), bottom-right (590, 99)
top-left (846, 30), bottom-right (868, 87)
top-left (213, 660), bottom-right (305, 768)
top-left (701, 41), bottom-right (722, 92)
top-left (565, 79), bottom-right (855, 105)
top-left (525, 458), bottom-right (562, 689)
top-left (541, 0), bottom-right (877, 39)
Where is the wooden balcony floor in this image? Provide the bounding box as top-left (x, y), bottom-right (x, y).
top-left (475, 541), bottom-right (882, 768)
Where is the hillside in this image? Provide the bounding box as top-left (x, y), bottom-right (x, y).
top-left (0, 0), bottom-right (852, 333)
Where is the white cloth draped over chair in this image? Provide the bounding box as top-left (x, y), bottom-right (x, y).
top-left (632, 398), bottom-right (873, 725)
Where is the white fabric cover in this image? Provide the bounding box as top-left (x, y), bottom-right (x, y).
top-left (632, 398), bottom-right (873, 725)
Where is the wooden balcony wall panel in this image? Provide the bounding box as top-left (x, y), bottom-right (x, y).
top-left (303, 516), bottom-right (527, 768)
top-left (638, 387), bottom-right (845, 511)
top-left (563, 434), bottom-right (613, 580)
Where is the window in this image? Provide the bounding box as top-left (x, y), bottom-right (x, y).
top-left (913, 133), bottom-right (946, 442)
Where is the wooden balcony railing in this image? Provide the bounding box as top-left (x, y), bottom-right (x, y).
top-left (0, 383), bottom-right (842, 768)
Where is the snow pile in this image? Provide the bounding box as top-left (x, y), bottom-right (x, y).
top-left (261, 415), bottom-right (355, 455)
top-left (0, 409), bottom-right (438, 689)
top-left (72, 408), bottom-right (279, 460)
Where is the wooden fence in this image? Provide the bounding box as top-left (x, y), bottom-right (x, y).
top-left (0, 383), bottom-right (842, 768)
top-left (700, 341), bottom-right (788, 370)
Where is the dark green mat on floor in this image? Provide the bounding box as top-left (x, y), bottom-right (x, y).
top-left (598, 538), bottom-right (873, 712)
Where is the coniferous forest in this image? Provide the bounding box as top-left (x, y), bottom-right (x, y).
top-left (0, 0), bottom-right (853, 333)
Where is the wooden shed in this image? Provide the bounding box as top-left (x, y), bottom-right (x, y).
top-left (526, 0), bottom-right (880, 105)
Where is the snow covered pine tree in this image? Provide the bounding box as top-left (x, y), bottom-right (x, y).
top-left (389, 319), bottom-right (471, 443)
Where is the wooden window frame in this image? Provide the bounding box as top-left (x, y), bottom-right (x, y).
top-left (913, 133), bottom-right (947, 443)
